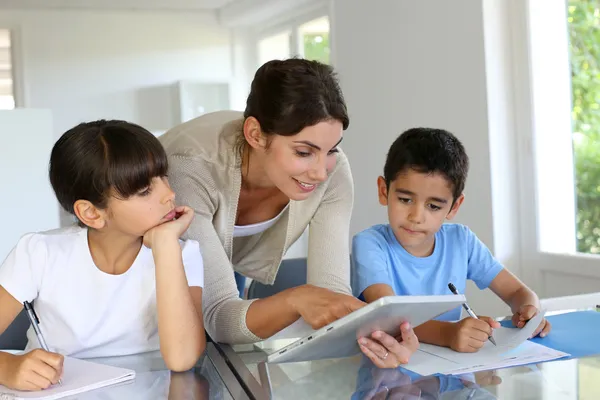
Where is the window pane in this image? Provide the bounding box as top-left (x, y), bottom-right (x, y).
top-left (298, 16), bottom-right (330, 64)
top-left (0, 29), bottom-right (14, 110)
top-left (258, 31), bottom-right (291, 66)
top-left (568, 1), bottom-right (600, 253)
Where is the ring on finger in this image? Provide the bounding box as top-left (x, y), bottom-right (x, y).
top-left (381, 350), bottom-right (389, 360)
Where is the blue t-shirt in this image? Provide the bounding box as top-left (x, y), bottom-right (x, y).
top-left (351, 223), bottom-right (503, 321)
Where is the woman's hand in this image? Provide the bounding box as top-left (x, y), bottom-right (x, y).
top-left (287, 284), bottom-right (366, 329)
top-left (358, 322), bottom-right (419, 368)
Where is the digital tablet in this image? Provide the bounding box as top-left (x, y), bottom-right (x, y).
top-left (267, 294), bottom-right (466, 364)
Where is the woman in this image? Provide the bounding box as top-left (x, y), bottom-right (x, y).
top-left (159, 59), bottom-right (417, 367)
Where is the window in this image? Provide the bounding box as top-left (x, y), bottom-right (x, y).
top-left (0, 29), bottom-right (14, 110)
top-left (256, 15), bottom-right (331, 68)
top-left (298, 17), bottom-right (330, 64)
top-left (513, 0), bottom-right (600, 299)
top-left (258, 31), bottom-right (291, 66)
top-left (567, 0), bottom-right (600, 254)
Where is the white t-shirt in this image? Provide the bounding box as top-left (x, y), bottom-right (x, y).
top-left (0, 226), bottom-right (204, 358)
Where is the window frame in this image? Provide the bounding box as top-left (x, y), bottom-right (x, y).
top-left (255, 7), bottom-right (331, 63)
top-left (511, 0), bottom-right (600, 297)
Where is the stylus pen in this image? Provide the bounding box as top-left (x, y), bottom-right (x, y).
top-left (23, 301), bottom-right (62, 384)
top-left (447, 283), bottom-right (497, 346)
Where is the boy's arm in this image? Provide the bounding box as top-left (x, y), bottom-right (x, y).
top-left (488, 269), bottom-right (539, 313)
top-left (489, 269), bottom-right (551, 337)
top-left (362, 284), bottom-right (395, 303)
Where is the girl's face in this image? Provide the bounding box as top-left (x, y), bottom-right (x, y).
top-left (257, 120), bottom-right (344, 201)
top-left (104, 176), bottom-right (177, 236)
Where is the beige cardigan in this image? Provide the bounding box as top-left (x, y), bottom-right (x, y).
top-left (159, 111), bottom-right (354, 344)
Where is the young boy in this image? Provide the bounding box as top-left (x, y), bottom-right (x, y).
top-left (351, 128), bottom-right (551, 353)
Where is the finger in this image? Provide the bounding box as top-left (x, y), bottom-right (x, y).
top-left (359, 343), bottom-right (387, 369)
top-left (511, 313), bottom-right (521, 327)
top-left (35, 351), bottom-right (64, 370)
top-left (371, 331), bottom-right (410, 364)
top-left (540, 320), bottom-right (551, 337)
top-left (490, 375), bottom-right (503, 385)
top-left (399, 322), bottom-right (419, 351)
top-left (467, 339), bottom-right (487, 352)
top-left (471, 320), bottom-right (493, 336)
top-left (26, 370), bottom-right (53, 390)
top-left (519, 305), bottom-right (537, 320)
top-left (29, 358), bottom-right (62, 385)
top-left (360, 337), bottom-right (389, 360)
top-left (478, 316), bottom-right (500, 329)
top-left (346, 296), bottom-right (367, 312)
top-left (467, 326), bottom-right (491, 342)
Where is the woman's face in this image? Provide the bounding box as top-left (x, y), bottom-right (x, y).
top-left (262, 120), bottom-right (344, 201)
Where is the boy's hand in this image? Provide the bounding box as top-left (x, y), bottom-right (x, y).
top-left (448, 316), bottom-right (500, 353)
top-left (511, 305), bottom-right (551, 338)
top-left (144, 206), bottom-right (194, 248)
top-left (1, 349), bottom-right (63, 391)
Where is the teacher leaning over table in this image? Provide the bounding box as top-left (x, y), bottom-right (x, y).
top-left (159, 58), bottom-right (418, 368)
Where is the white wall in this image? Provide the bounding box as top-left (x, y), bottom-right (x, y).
top-left (0, 9), bottom-right (232, 224)
top-left (1, 9), bottom-right (231, 134)
top-left (0, 109), bottom-right (59, 262)
top-left (332, 0), bottom-right (520, 316)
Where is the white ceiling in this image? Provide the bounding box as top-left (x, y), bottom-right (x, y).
top-left (0, 0), bottom-right (238, 11)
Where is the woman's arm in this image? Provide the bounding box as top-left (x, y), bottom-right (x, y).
top-left (307, 152), bottom-right (354, 294)
top-left (168, 155), bottom-right (365, 343)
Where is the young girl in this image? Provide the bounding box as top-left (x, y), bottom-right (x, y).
top-left (0, 120), bottom-right (205, 391)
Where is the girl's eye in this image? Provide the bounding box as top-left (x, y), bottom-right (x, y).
top-left (138, 187), bottom-right (152, 197)
top-left (295, 151), bottom-right (311, 157)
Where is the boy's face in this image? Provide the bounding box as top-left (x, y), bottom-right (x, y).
top-left (378, 169), bottom-right (464, 257)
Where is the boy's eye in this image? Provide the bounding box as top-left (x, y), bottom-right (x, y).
top-left (398, 197), bottom-right (411, 204)
top-left (428, 204), bottom-right (442, 211)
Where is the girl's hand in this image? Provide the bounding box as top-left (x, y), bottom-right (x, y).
top-left (143, 206), bottom-right (194, 248)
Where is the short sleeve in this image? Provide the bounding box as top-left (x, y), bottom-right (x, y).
top-left (180, 240), bottom-right (204, 288)
top-left (0, 233), bottom-right (47, 303)
top-left (465, 227), bottom-right (504, 289)
top-left (351, 230), bottom-right (393, 298)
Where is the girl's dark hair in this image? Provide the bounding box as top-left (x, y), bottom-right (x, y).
top-left (49, 120), bottom-right (168, 220)
top-left (244, 58), bottom-right (349, 136)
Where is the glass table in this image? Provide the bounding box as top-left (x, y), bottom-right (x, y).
top-left (44, 343), bottom-right (251, 400)
top-left (214, 304), bottom-right (600, 399)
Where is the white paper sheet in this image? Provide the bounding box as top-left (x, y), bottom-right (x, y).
top-left (404, 310), bottom-right (569, 376)
top-left (0, 356), bottom-right (135, 399)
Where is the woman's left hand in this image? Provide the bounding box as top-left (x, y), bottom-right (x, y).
top-left (358, 322), bottom-right (419, 368)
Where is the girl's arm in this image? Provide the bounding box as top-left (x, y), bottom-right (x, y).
top-left (145, 207), bottom-right (205, 372)
top-left (0, 286), bottom-right (63, 390)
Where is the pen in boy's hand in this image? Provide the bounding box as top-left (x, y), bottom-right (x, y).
top-left (447, 283), bottom-right (497, 346)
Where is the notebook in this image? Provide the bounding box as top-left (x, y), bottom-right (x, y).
top-left (0, 355), bottom-right (135, 400)
top-left (403, 310), bottom-right (569, 376)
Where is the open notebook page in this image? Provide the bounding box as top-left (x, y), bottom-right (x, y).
top-left (0, 356), bottom-right (135, 400)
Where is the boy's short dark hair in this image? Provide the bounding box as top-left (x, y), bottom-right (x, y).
top-left (383, 128), bottom-right (469, 200)
top-left (244, 58), bottom-right (349, 136)
top-left (49, 120), bottom-right (168, 221)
